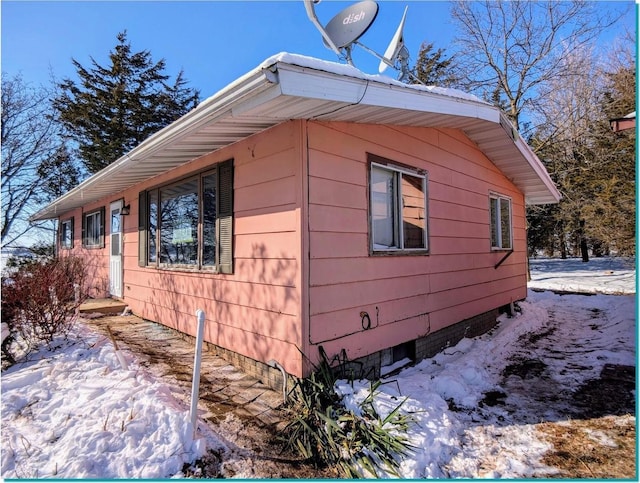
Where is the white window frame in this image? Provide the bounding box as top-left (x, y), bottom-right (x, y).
top-left (369, 161), bottom-right (428, 253)
top-left (60, 218), bottom-right (73, 249)
top-left (83, 210), bottom-right (103, 248)
top-left (489, 193), bottom-right (513, 250)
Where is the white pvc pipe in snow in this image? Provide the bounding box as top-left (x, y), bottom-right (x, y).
top-left (190, 309), bottom-right (206, 438)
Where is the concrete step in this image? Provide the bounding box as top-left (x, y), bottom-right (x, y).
top-left (78, 298), bottom-right (127, 315)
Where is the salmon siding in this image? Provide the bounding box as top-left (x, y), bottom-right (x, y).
top-left (305, 122), bottom-right (527, 364)
top-left (35, 54), bottom-right (559, 378)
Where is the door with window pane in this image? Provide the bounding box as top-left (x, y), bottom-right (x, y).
top-left (109, 200), bottom-right (123, 298)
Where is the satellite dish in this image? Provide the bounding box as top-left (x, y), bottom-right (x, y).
top-left (378, 6), bottom-right (408, 74)
top-left (304, 0), bottom-right (420, 82)
top-left (323, 0), bottom-right (379, 50)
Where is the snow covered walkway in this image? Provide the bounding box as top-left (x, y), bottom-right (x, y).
top-left (1, 256), bottom-right (635, 478)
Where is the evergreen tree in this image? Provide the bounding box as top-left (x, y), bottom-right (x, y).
top-left (35, 145), bottom-right (83, 203)
top-left (53, 31), bottom-right (200, 174)
top-left (581, 44), bottom-right (635, 256)
top-left (411, 42), bottom-right (459, 87)
top-left (527, 38), bottom-right (635, 258)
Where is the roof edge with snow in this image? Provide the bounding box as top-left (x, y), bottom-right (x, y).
top-left (31, 52), bottom-right (560, 221)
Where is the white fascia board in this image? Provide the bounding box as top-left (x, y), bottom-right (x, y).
top-left (514, 136), bottom-right (562, 204)
top-left (275, 62), bottom-right (498, 123)
top-left (126, 69), bottom-right (277, 163)
top-left (273, 61), bottom-right (558, 205)
top-left (276, 65), bottom-right (370, 104)
top-left (30, 68), bottom-right (277, 221)
top-left (231, 82), bottom-right (283, 117)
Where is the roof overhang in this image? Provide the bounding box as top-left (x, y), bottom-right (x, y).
top-left (31, 53), bottom-right (560, 221)
top-left (610, 111), bottom-right (636, 133)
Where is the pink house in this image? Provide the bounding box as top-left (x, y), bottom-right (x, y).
top-left (32, 54), bottom-right (560, 383)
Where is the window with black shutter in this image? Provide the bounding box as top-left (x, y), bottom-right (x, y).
top-left (139, 159), bottom-right (233, 273)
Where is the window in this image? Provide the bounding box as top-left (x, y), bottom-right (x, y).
top-left (490, 194), bottom-right (512, 250)
top-left (60, 218), bottom-right (74, 249)
top-left (82, 208), bottom-right (105, 248)
top-left (369, 157), bottom-right (428, 252)
top-left (139, 159), bottom-right (233, 273)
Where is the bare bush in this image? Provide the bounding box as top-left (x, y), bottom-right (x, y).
top-left (1, 255), bottom-right (89, 359)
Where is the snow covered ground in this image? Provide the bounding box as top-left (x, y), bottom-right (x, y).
top-left (528, 256), bottom-right (635, 295)
top-left (1, 257), bottom-right (636, 478)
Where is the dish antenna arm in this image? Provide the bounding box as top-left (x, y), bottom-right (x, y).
top-left (303, 0), bottom-right (342, 56)
top-left (354, 40), bottom-right (422, 85)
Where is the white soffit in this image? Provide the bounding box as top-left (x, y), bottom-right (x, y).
top-left (31, 54), bottom-right (559, 221)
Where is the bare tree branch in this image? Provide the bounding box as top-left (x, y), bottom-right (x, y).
top-left (451, 0), bottom-right (624, 131)
top-left (1, 74), bottom-right (60, 248)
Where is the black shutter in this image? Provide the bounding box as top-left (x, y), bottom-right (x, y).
top-left (138, 191), bottom-right (148, 267)
top-left (81, 211), bottom-right (86, 247)
top-left (99, 206), bottom-right (106, 248)
top-left (216, 159), bottom-right (234, 274)
top-left (58, 219), bottom-right (63, 247)
top-left (70, 216), bottom-right (75, 249)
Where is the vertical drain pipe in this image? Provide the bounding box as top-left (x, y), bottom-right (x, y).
top-left (190, 309), bottom-right (206, 438)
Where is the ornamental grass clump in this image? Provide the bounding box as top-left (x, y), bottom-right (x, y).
top-left (281, 357), bottom-right (415, 478)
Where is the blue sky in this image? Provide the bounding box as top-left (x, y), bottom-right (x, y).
top-left (2, 1), bottom-right (635, 100)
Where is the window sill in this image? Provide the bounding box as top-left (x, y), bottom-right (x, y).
top-left (146, 264), bottom-right (221, 274)
top-left (370, 249), bottom-right (429, 256)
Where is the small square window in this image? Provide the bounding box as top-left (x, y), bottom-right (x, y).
top-left (490, 194), bottom-right (512, 250)
top-left (370, 160), bottom-right (427, 253)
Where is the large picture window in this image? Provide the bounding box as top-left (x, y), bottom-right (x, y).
top-left (490, 194), bottom-right (512, 250)
top-left (139, 159), bottom-right (233, 273)
top-left (369, 156), bottom-right (428, 253)
top-left (82, 208), bottom-right (105, 248)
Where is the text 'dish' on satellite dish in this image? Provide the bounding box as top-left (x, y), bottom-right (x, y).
top-left (323, 0), bottom-right (379, 49)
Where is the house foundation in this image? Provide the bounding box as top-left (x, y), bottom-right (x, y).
top-left (169, 308), bottom-right (502, 392)
top-left (326, 308), bottom-right (502, 381)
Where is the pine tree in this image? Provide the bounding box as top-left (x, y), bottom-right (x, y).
top-left (53, 31), bottom-right (200, 174)
top-left (36, 145), bottom-right (83, 203)
top-left (411, 42), bottom-right (459, 87)
top-left (582, 45), bottom-right (635, 256)
top-left (527, 38), bottom-right (635, 258)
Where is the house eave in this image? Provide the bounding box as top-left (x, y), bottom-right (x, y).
top-left (31, 53), bottom-right (560, 222)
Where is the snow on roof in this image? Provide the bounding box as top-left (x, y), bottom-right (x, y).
top-left (31, 52), bottom-right (560, 221)
top-left (257, 52), bottom-right (487, 104)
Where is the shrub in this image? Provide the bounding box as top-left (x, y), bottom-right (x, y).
top-left (281, 356), bottom-right (415, 478)
top-left (1, 255), bottom-right (89, 360)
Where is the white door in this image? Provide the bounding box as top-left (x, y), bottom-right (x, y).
top-left (109, 200), bottom-right (124, 298)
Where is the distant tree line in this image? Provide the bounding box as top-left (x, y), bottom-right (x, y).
top-left (2, 4), bottom-right (635, 260)
top-left (411, 1), bottom-right (635, 259)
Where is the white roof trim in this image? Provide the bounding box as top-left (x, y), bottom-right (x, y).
top-left (31, 53), bottom-right (560, 221)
